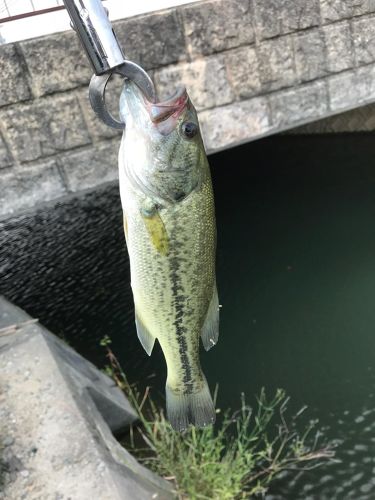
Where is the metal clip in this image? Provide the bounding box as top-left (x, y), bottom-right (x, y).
top-left (63, 0), bottom-right (156, 128)
top-left (89, 61), bottom-right (156, 129)
top-left (63, 0), bottom-right (125, 75)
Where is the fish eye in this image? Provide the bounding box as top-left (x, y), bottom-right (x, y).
top-left (180, 121), bottom-right (198, 139)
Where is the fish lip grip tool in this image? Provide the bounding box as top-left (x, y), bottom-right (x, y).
top-left (63, 0), bottom-right (156, 129)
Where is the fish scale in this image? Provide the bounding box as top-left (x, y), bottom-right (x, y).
top-left (119, 81), bottom-right (219, 431)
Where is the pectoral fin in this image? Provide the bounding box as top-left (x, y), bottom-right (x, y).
top-left (141, 206), bottom-right (169, 256)
top-left (201, 284), bottom-right (220, 351)
top-left (135, 311), bottom-right (155, 356)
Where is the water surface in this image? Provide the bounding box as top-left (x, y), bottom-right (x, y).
top-left (1, 134), bottom-right (375, 498)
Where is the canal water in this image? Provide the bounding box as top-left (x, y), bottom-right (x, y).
top-left (1, 134), bottom-right (375, 498)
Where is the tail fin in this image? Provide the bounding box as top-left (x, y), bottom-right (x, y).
top-left (166, 378), bottom-right (216, 432)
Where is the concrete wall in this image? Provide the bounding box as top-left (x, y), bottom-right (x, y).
top-left (2, 0), bottom-right (375, 217)
top-left (0, 296), bottom-right (173, 499)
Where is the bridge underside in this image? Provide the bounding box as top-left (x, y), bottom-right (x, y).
top-left (1, 0), bottom-right (375, 216)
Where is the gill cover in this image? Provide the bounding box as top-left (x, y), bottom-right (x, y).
top-left (119, 81), bottom-right (204, 204)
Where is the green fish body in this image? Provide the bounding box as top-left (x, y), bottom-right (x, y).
top-left (118, 82), bottom-right (219, 431)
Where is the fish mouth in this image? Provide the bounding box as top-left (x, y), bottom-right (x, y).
top-left (122, 81), bottom-right (189, 135)
top-left (146, 86), bottom-right (189, 135)
top-left (147, 86), bottom-right (188, 123)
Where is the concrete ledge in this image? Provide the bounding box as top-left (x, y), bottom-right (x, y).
top-left (0, 296), bottom-right (173, 499)
top-left (286, 102), bottom-right (375, 135)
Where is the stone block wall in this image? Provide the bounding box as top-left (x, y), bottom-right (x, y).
top-left (2, 0), bottom-right (375, 217)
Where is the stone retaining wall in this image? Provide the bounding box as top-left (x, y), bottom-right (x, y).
top-left (2, 0), bottom-right (375, 217)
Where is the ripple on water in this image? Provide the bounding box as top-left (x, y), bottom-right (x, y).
top-left (269, 402), bottom-right (375, 499)
top-left (2, 137), bottom-right (375, 499)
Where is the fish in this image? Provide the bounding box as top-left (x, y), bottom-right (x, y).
top-left (118, 80), bottom-right (219, 432)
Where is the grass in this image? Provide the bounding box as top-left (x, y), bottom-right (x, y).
top-left (101, 336), bottom-right (336, 499)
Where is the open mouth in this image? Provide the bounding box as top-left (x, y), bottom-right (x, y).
top-left (145, 86), bottom-right (189, 134)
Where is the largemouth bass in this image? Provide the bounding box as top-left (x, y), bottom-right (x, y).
top-left (118, 81), bottom-right (219, 431)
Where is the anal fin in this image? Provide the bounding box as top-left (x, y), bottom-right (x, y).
top-left (201, 284), bottom-right (220, 351)
top-left (135, 312), bottom-right (155, 356)
top-left (123, 214), bottom-right (129, 243)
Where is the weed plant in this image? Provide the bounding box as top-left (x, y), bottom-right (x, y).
top-left (101, 336), bottom-right (336, 499)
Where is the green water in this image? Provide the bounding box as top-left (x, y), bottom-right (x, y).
top-left (211, 135), bottom-right (375, 498)
top-left (2, 134), bottom-right (375, 498)
top-left (214, 135), bottom-right (375, 415)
